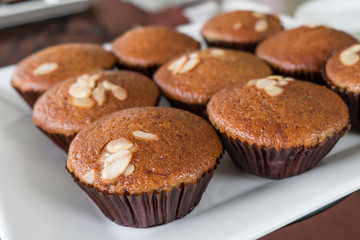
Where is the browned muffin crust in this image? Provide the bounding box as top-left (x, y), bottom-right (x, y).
top-left (201, 10), bottom-right (283, 43)
top-left (33, 71), bottom-right (159, 137)
top-left (11, 43), bottom-right (116, 92)
top-left (154, 48), bottom-right (271, 105)
top-left (325, 43), bottom-right (360, 92)
top-left (256, 25), bottom-right (357, 73)
top-left (67, 107), bottom-right (223, 195)
top-left (112, 26), bottom-right (200, 67)
top-left (207, 77), bottom-right (349, 150)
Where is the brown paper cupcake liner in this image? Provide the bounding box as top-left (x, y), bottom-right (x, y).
top-left (165, 97), bottom-right (208, 119)
top-left (218, 128), bottom-right (347, 179)
top-left (68, 159), bottom-right (220, 228)
top-left (270, 65), bottom-right (324, 85)
top-left (37, 127), bottom-right (75, 152)
top-left (323, 73), bottom-right (360, 130)
top-left (203, 38), bottom-right (259, 53)
top-left (116, 62), bottom-right (159, 78)
top-left (13, 86), bottom-right (43, 108)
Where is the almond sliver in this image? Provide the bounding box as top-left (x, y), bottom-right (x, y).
top-left (101, 150), bottom-right (132, 180)
top-left (106, 138), bottom-right (133, 153)
top-left (178, 58), bottom-right (200, 73)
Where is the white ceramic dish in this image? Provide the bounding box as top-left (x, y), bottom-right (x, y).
top-left (1, 19), bottom-right (360, 239)
top-left (1, 66), bottom-right (360, 240)
top-left (295, 0), bottom-right (360, 40)
top-left (0, 0), bottom-right (95, 29)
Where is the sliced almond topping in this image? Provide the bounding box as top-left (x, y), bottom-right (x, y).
top-left (101, 150), bottom-right (132, 180)
top-left (88, 75), bottom-right (100, 89)
top-left (282, 77), bottom-right (294, 82)
top-left (255, 19), bottom-right (268, 32)
top-left (128, 144), bottom-right (139, 153)
top-left (252, 12), bottom-right (266, 18)
top-left (76, 73), bottom-right (100, 88)
top-left (232, 22), bottom-right (242, 30)
top-left (77, 74), bottom-right (90, 80)
top-left (264, 85), bottom-right (284, 97)
top-left (80, 169), bottom-right (95, 185)
top-left (100, 151), bottom-right (111, 163)
top-left (92, 86), bottom-right (106, 105)
top-left (167, 56), bottom-right (187, 74)
top-left (189, 52), bottom-right (200, 59)
top-left (89, 73), bottom-right (101, 82)
top-left (209, 48), bottom-right (225, 57)
top-left (256, 79), bottom-right (276, 89)
top-left (106, 138), bottom-right (133, 153)
top-left (203, 31), bottom-right (223, 41)
top-left (69, 84), bottom-right (92, 98)
top-left (277, 79), bottom-right (289, 86)
top-left (348, 44), bottom-right (360, 53)
top-left (179, 58), bottom-right (200, 73)
top-left (102, 80), bottom-right (116, 90)
top-left (304, 23), bottom-right (317, 28)
top-left (76, 74), bottom-right (91, 86)
top-left (70, 97), bottom-right (95, 108)
top-left (123, 164), bottom-right (135, 176)
top-left (133, 130), bottom-right (158, 140)
top-left (33, 62), bottom-right (58, 75)
top-left (340, 50), bottom-right (359, 66)
top-left (112, 86), bottom-right (128, 100)
top-left (267, 75), bottom-right (283, 80)
top-left (76, 80), bottom-right (91, 87)
top-left (246, 79), bottom-right (259, 86)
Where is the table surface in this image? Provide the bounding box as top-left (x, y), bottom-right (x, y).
top-left (0, 0), bottom-right (359, 239)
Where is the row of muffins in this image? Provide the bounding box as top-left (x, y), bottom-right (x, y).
top-left (10, 27), bottom-right (221, 229)
top-left (10, 9), bottom-right (360, 228)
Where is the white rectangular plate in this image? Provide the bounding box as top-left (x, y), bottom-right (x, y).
top-left (1, 21), bottom-right (360, 240)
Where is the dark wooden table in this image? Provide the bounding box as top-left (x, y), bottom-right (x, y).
top-left (1, 0), bottom-right (359, 239)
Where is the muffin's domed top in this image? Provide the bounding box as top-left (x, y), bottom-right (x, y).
top-left (67, 107), bottom-right (223, 195)
top-left (33, 71), bottom-right (159, 136)
top-left (12, 43), bottom-right (116, 92)
top-left (154, 48), bottom-right (271, 104)
top-left (207, 76), bottom-right (349, 150)
top-left (256, 25), bottom-right (357, 72)
top-left (201, 10), bottom-right (283, 43)
top-left (325, 43), bottom-right (360, 92)
top-left (112, 26), bottom-right (200, 66)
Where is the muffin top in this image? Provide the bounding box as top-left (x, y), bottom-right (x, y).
top-left (201, 10), bottom-right (283, 43)
top-left (256, 25), bottom-right (357, 72)
top-left (207, 76), bottom-right (349, 150)
top-left (112, 26), bottom-right (200, 67)
top-left (325, 43), bottom-right (360, 92)
top-left (11, 43), bottom-right (116, 92)
top-left (154, 48), bottom-right (272, 105)
top-left (67, 106), bottom-right (223, 195)
top-left (33, 71), bottom-right (159, 137)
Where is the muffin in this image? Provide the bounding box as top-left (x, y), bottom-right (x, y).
top-left (256, 25), bottom-right (357, 85)
top-left (33, 71), bottom-right (159, 152)
top-left (154, 48), bottom-right (272, 118)
top-left (11, 43), bottom-right (116, 107)
top-left (323, 43), bottom-right (360, 129)
top-left (111, 26), bottom-right (200, 77)
top-left (207, 76), bottom-right (349, 179)
top-left (66, 106), bottom-right (223, 227)
top-left (201, 10), bottom-right (283, 52)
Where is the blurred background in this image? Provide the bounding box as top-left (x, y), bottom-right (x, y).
top-left (0, 0), bottom-right (359, 66)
